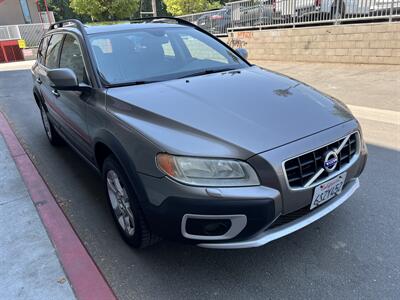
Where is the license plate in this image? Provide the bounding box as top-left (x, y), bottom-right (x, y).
top-left (310, 173), bottom-right (347, 210)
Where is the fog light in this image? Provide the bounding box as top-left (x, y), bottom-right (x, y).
top-left (186, 218), bottom-right (232, 236)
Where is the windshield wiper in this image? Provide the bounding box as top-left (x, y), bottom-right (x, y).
top-left (177, 68), bottom-right (237, 79)
top-left (107, 80), bottom-right (159, 88)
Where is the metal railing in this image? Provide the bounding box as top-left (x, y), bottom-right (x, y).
top-left (0, 23), bottom-right (48, 47)
top-left (179, 9), bottom-right (232, 35)
top-left (0, 0), bottom-right (398, 47)
top-left (179, 0), bottom-right (400, 35)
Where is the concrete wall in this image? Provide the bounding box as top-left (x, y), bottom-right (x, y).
top-left (223, 22), bottom-right (400, 65)
top-left (0, 0), bottom-right (41, 25)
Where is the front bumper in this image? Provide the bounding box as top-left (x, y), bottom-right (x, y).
top-left (139, 179), bottom-right (280, 244)
top-left (199, 178), bottom-right (359, 249)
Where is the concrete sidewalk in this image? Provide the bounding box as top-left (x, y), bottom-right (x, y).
top-left (0, 134), bottom-right (76, 299)
top-left (0, 111), bottom-right (116, 300)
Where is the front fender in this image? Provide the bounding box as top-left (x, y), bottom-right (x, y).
top-left (92, 129), bottom-right (158, 215)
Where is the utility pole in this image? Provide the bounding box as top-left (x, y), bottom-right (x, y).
top-left (151, 0), bottom-right (157, 16)
top-left (43, 0), bottom-right (51, 23)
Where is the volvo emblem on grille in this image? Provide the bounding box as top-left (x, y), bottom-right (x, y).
top-left (323, 150), bottom-right (338, 172)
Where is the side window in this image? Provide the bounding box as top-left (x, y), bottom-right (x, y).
top-left (59, 34), bottom-right (88, 84)
top-left (45, 34), bottom-right (64, 69)
top-left (37, 36), bottom-right (50, 64)
top-left (180, 34), bottom-right (228, 64)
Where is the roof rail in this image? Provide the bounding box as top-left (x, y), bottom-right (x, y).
top-left (130, 16), bottom-right (199, 29)
top-left (130, 16), bottom-right (216, 37)
top-left (48, 19), bottom-right (86, 34)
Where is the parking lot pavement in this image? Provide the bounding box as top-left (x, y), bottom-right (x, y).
top-left (0, 61), bottom-right (399, 299)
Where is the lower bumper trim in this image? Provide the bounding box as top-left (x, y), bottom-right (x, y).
top-left (198, 178), bottom-right (359, 249)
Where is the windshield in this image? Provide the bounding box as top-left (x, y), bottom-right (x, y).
top-left (89, 27), bottom-right (248, 85)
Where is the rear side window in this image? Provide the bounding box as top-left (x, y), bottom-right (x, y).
top-left (59, 34), bottom-right (88, 84)
top-left (37, 36), bottom-right (50, 64)
top-left (45, 34), bottom-right (64, 69)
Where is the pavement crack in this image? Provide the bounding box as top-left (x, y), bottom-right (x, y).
top-left (0, 194), bottom-right (29, 206)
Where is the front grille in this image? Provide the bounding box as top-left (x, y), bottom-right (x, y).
top-left (268, 206), bottom-right (311, 229)
top-left (284, 132), bottom-right (358, 188)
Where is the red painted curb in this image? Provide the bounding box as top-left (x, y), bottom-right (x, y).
top-left (0, 112), bottom-right (116, 300)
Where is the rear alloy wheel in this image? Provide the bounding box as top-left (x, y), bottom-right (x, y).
top-left (102, 155), bottom-right (160, 248)
top-left (40, 104), bottom-right (63, 146)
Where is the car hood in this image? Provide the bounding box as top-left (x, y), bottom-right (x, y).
top-left (106, 66), bottom-right (354, 159)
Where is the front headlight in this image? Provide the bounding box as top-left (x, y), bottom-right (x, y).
top-left (156, 154), bottom-right (260, 187)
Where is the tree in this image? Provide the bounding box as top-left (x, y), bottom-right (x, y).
top-left (37, 0), bottom-right (87, 21)
top-left (163, 0), bottom-right (221, 16)
top-left (70, 0), bottom-right (140, 21)
top-left (140, 0), bottom-right (170, 17)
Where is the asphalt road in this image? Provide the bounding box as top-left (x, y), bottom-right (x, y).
top-left (0, 62), bottom-right (399, 299)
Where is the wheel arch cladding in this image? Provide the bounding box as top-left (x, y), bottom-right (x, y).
top-left (93, 130), bottom-right (154, 216)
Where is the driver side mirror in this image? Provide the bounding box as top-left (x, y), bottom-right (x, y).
top-left (235, 48), bottom-right (248, 60)
top-left (47, 68), bottom-right (80, 90)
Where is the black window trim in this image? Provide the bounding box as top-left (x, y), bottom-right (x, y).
top-left (37, 39), bottom-right (43, 63)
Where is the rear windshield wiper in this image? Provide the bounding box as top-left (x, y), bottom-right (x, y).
top-left (178, 68), bottom-right (237, 79)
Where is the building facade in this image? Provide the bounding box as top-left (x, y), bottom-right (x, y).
top-left (0, 0), bottom-right (42, 25)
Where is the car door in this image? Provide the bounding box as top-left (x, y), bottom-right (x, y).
top-left (55, 33), bottom-right (92, 157)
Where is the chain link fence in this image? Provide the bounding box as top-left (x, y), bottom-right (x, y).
top-left (0, 23), bottom-right (49, 48)
top-left (179, 0), bottom-right (400, 35)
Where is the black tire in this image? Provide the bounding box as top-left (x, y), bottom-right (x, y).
top-left (39, 104), bottom-right (64, 146)
top-left (102, 155), bottom-right (160, 248)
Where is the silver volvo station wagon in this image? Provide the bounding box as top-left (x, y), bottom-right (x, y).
top-left (31, 18), bottom-right (367, 249)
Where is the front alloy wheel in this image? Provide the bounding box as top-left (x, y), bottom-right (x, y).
top-left (106, 170), bottom-right (135, 236)
top-left (102, 155), bottom-right (160, 248)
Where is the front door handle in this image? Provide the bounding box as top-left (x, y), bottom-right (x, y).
top-left (36, 78), bottom-right (42, 84)
top-left (51, 89), bottom-right (60, 97)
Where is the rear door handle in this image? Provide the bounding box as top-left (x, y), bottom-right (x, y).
top-left (51, 90), bottom-right (60, 97)
top-left (36, 78), bottom-right (42, 84)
